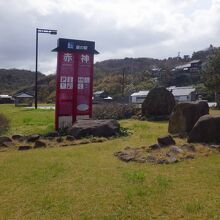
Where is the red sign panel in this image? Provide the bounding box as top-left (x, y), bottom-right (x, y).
top-left (76, 53), bottom-right (93, 116)
top-left (54, 38), bottom-right (97, 130)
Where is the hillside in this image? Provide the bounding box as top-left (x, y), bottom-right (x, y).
top-left (0, 69), bottom-right (45, 95)
top-left (15, 74), bottom-right (56, 103)
top-left (0, 45), bottom-right (218, 101)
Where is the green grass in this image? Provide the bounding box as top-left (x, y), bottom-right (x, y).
top-left (0, 104), bottom-right (54, 135)
top-left (0, 105), bottom-right (220, 219)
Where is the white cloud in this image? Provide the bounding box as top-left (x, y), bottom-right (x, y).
top-left (0, 0), bottom-right (219, 74)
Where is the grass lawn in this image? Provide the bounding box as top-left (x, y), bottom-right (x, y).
top-left (0, 105), bottom-right (220, 219)
top-left (0, 104), bottom-right (55, 135)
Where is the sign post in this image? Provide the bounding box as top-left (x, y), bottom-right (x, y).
top-left (52, 38), bottom-right (98, 130)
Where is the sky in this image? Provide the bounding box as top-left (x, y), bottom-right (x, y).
top-left (0, 0), bottom-right (220, 74)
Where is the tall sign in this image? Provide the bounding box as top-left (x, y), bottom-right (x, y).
top-left (53, 38), bottom-right (98, 130)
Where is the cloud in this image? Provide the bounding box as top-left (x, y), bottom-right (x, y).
top-left (0, 0), bottom-right (219, 74)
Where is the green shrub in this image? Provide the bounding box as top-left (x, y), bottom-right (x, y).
top-left (0, 113), bottom-right (10, 135)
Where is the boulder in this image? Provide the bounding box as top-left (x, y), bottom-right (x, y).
top-left (18, 145), bottom-right (31, 151)
top-left (146, 155), bottom-right (157, 163)
top-left (169, 146), bottom-right (183, 154)
top-left (34, 140), bottom-right (46, 148)
top-left (142, 87), bottom-right (175, 117)
top-left (188, 115), bottom-right (220, 144)
top-left (157, 135), bottom-right (176, 146)
top-left (11, 134), bottom-right (24, 141)
top-left (66, 135), bottom-right (76, 141)
top-left (168, 101), bottom-right (209, 135)
top-left (26, 134), bottom-right (40, 142)
top-left (181, 144), bottom-right (196, 152)
top-left (114, 151), bottom-right (135, 162)
top-left (67, 119), bottom-right (120, 138)
top-left (56, 137), bottom-right (63, 143)
top-left (148, 143), bottom-right (161, 150)
top-left (0, 136), bottom-right (12, 144)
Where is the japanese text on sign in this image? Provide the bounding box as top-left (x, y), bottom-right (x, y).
top-left (81, 54), bottom-right (90, 64)
top-left (77, 77), bottom-right (90, 90)
top-left (60, 76), bottom-right (73, 90)
top-left (63, 53), bottom-right (73, 62)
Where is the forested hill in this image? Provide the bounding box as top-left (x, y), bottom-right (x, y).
top-left (0, 69), bottom-right (45, 95)
top-left (0, 45), bottom-right (218, 101)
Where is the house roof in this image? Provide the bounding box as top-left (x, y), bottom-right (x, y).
top-left (131, 90), bottom-right (149, 97)
top-left (175, 60), bottom-right (201, 70)
top-left (175, 63), bottom-right (191, 70)
top-left (14, 92), bottom-right (33, 98)
top-left (190, 60), bottom-right (201, 64)
top-left (93, 90), bottom-right (105, 95)
top-left (131, 86), bottom-right (195, 98)
top-left (167, 86), bottom-right (195, 96)
top-left (0, 95), bottom-right (12, 99)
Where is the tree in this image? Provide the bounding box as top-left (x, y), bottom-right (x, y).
top-left (202, 50), bottom-right (220, 107)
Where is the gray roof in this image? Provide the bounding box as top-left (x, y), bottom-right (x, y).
top-left (14, 92), bottom-right (33, 98)
top-left (131, 90), bottom-right (149, 97)
top-left (93, 90), bottom-right (105, 95)
top-left (167, 86), bottom-right (195, 96)
top-left (0, 95), bottom-right (12, 98)
top-left (131, 87), bottom-right (195, 98)
top-left (175, 60), bottom-right (201, 70)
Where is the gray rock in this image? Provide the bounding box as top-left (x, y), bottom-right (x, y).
top-left (168, 156), bottom-right (178, 163)
top-left (79, 140), bottom-right (90, 145)
top-left (27, 134), bottom-right (40, 142)
top-left (0, 142), bottom-right (10, 148)
top-left (34, 140), bottom-right (46, 148)
top-left (18, 145), bottom-right (31, 151)
top-left (56, 137), bottom-right (63, 143)
top-left (148, 143), bottom-right (161, 150)
top-left (210, 145), bottom-right (220, 150)
top-left (67, 119), bottom-right (120, 138)
top-left (142, 87), bottom-right (175, 117)
top-left (0, 136), bottom-right (12, 144)
top-left (134, 157), bottom-right (146, 163)
top-left (181, 144), bottom-right (196, 152)
top-left (170, 146), bottom-right (183, 154)
top-left (188, 115), bottom-right (220, 144)
top-left (66, 135), bottom-right (76, 141)
top-left (11, 134), bottom-right (24, 141)
top-left (157, 158), bottom-right (169, 164)
top-left (146, 155), bottom-right (157, 163)
top-left (114, 151), bottom-right (134, 162)
top-left (168, 101), bottom-right (209, 135)
top-left (157, 135), bottom-right (176, 146)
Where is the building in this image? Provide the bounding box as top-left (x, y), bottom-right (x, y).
top-left (167, 86), bottom-right (196, 102)
top-left (0, 95), bottom-right (14, 104)
top-left (131, 86), bottom-right (196, 104)
top-left (93, 90), bottom-right (113, 103)
top-left (130, 91), bottom-right (149, 104)
top-left (13, 92), bottom-right (34, 107)
top-left (93, 91), bottom-right (108, 99)
top-left (173, 60), bottom-right (202, 72)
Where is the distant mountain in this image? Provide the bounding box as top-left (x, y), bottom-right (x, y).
top-left (0, 69), bottom-right (45, 95)
top-left (0, 45), bottom-right (219, 101)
